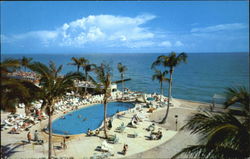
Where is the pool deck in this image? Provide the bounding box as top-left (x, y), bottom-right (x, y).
top-left (1, 97), bottom-right (210, 158)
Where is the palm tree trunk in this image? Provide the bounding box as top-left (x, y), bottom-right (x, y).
top-left (160, 68), bottom-right (173, 124)
top-left (48, 106), bottom-right (52, 159)
top-left (24, 104), bottom-right (30, 116)
top-left (121, 74), bottom-right (124, 99)
top-left (160, 81), bottom-right (163, 101)
top-left (84, 70), bottom-right (88, 95)
top-left (103, 99), bottom-right (108, 139)
top-left (77, 65), bottom-right (80, 73)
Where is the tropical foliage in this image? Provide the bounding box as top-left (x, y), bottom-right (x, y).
top-left (81, 59), bottom-right (96, 95)
top-left (224, 86), bottom-right (250, 112)
top-left (29, 61), bottom-right (81, 159)
top-left (117, 62), bottom-right (127, 98)
top-left (20, 56), bottom-right (33, 71)
top-left (68, 57), bottom-right (88, 73)
top-left (0, 58), bottom-right (40, 114)
top-left (95, 63), bottom-right (112, 139)
top-left (173, 87), bottom-right (250, 159)
top-left (152, 52), bottom-right (187, 123)
top-left (152, 69), bottom-right (169, 98)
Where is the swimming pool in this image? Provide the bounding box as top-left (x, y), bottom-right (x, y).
top-left (51, 102), bottom-right (134, 135)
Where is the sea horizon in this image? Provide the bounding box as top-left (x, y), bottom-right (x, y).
top-left (2, 52), bottom-right (249, 104)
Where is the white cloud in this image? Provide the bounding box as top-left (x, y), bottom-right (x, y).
top-left (175, 41), bottom-right (184, 47)
top-left (1, 34), bottom-right (12, 43)
top-left (2, 14), bottom-right (187, 50)
top-left (191, 23), bottom-right (247, 33)
top-left (57, 14), bottom-right (156, 47)
top-left (159, 41), bottom-right (172, 47)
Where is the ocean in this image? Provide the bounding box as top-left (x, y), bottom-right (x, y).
top-left (2, 53), bottom-right (249, 103)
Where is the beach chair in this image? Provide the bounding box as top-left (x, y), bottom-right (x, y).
top-left (90, 152), bottom-right (114, 159)
top-left (127, 132), bottom-right (138, 138)
top-left (146, 124), bottom-right (155, 132)
top-left (96, 140), bottom-right (113, 153)
top-left (115, 122), bottom-right (126, 133)
top-left (127, 122), bottom-right (137, 128)
top-left (115, 126), bottom-right (125, 133)
top-left (107, 135), bottom-right (119, 144)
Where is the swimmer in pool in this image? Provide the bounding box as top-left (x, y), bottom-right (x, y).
top-left (78, 115), bottom-right (82, 118)
top-left (82, 118), bottom-right (87, 121)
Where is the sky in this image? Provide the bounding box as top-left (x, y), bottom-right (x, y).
top-left (0, 1), bottom-right (249, 54)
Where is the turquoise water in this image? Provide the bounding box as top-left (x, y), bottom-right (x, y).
top-left (2, 53), bottom-right (249, 103)
top-left (51, 102), bottom-right (134, 135)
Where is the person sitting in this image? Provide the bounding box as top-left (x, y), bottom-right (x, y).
top-left (87, 128), bottom-right (93, 136)
top-left (9, 127), bottom-right (17, 134)
top-left (149, 131), bottom-right (155, 140)
top-left (95, 129), bottom-right (100, 136)
top-left (122, 144), bottom-right (128, 155)
top-left (156, 131), bottom-right (162, 140)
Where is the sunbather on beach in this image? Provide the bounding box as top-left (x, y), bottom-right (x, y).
top-left (9, 127), bottom-right (18, 134)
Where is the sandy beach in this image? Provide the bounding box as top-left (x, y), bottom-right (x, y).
top-left (1, 98), bottom-right (210, 159)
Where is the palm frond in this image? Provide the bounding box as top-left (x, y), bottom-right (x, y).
top-left (172, 145), bottom-right (245, 159)
top-left (224, 86), bottom-right (250, 111)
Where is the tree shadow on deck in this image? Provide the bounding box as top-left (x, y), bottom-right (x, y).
top-left (1, 141), bottom-right (29, 159)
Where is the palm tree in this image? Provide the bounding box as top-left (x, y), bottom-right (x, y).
top-left (29, 61), bottom-right (81, 159)
top-left (1, 58), bottom-right (20, 75)
top-left (173, 87), bottom-right (250, 159)
top-left (152, 52), bottom-right (187, 124)
top-left (20, 56), bottom-right (33, 72)
top-left (224, 86), bottom-right (250, 112)
top-left (68, 57), bottom-right (88, 73)
top-left (152, 69), bottom-right (169, 100)
top-left (172, 111), bottom-right (250, 159)
top-left (117, 63), bottom-right (128, 98)
top-left (95, 63), bottom-right (112, 139)
top-left (0, 58), bottom-right (36, 114)
top-left (81, 59), bottom-right (96, 95)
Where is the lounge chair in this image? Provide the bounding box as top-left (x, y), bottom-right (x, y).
top-left (146, 124), bottom-right (155, 132)
top-left (96, 140), bottom-right (113, 152)
top-left (115, 122), bottom-right (126, 133)
top-left (127, 122), bottom-right (137, 128)
top-left (127, 132), bottom-right (138, 138)
top-left (115, 126), bottom-right (125, 133)
top-left (90, 152), bottom-right (114, 159)
top-left (107, 135), bottom-right (119, 144)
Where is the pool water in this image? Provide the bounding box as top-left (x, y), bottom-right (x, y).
top-left (52, 102), bottom-right (134, 135)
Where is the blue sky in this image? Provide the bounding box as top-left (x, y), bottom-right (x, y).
top-left (1, 1), bottom-right (249, 54)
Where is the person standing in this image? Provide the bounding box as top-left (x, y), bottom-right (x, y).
top-left (27, 131), bottom-right (32, 143)
top-left (34, 130), bottom-right (39, 141)
top-left (122, 144), bottom-right (128, 155)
